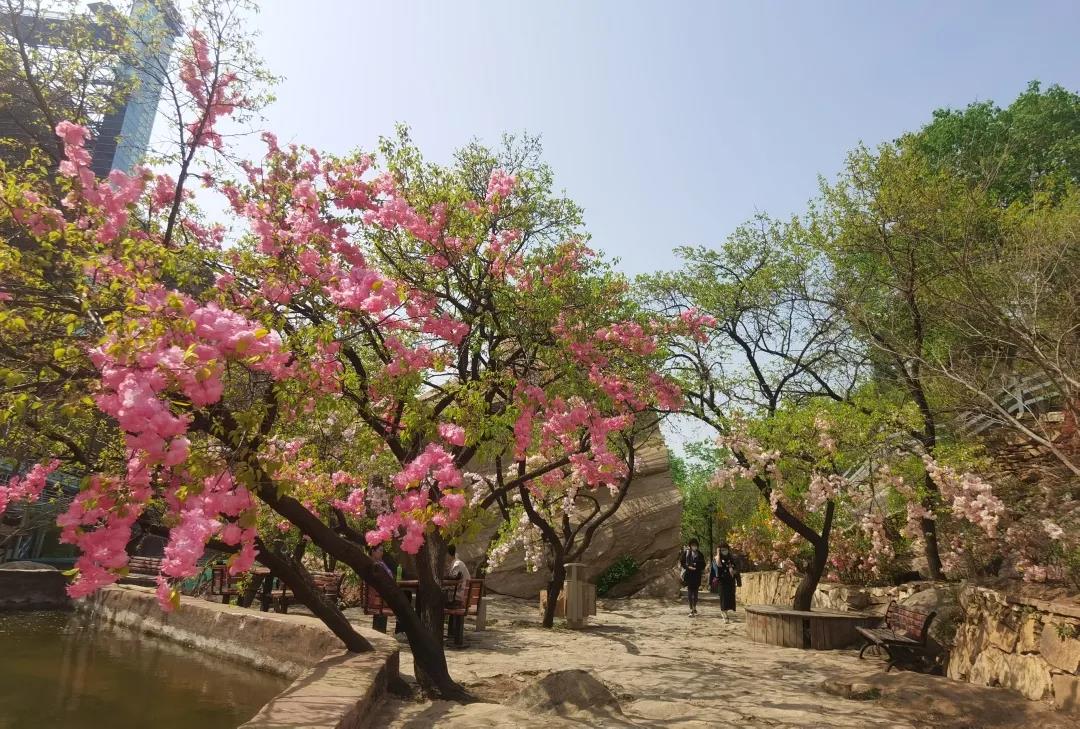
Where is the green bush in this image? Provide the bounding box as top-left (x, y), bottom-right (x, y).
top-left (596, 555), bottom-right (638, 596)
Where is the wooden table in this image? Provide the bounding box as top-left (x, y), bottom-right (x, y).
top-left (745, 604), bottom-right (879, 650)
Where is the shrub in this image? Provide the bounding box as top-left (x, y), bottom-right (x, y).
top-left (596, 555), bottom-right (638, 596)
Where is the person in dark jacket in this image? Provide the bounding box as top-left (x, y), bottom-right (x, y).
top-left (710, 543), bottom-right (741, 622)
top-left (680, 538), bottom-right (707, 616)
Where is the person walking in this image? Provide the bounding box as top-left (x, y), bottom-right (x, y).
top-left (680, 538), bottom-right (706, 616)
top-left (711, 543), bottom-right (741, 623)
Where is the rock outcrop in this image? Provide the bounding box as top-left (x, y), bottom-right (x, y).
top-left (460, 435), bottom-right (682, 599)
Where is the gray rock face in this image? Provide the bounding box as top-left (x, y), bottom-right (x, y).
top-left (462, 437), bottom-right (682, 599)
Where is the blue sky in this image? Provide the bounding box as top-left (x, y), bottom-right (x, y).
top-left (240, 0), bottom-right (1080, 276)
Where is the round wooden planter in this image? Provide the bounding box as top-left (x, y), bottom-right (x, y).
top-left (745, 604), bottom-right (879, 650)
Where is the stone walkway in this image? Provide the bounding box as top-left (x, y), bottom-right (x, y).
top-left (373, 594), bottom-right (1073, 728)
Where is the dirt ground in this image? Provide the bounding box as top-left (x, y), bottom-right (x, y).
top-left (369, 593), bottom-right (1073, 729)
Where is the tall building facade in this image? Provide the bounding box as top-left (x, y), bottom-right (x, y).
top-left (0, 0), bottom-right (181, 177)
top-left (0, 2), bottom-right (181, 563)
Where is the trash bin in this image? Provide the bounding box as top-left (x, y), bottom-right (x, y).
top-left (563, 562), bottom-right (596, 629)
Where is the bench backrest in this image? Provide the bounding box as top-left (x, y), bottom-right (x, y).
top-left (209, 563), bottom-right (236, 593)
top-left (884, 600), bottom-right (936, 643)
top-left (128, 556), bottom-right (162, 574)
top-left (360, 581), bottom-right (395, 615)
top-left (465, 578), bottom-right (484, 611)
top-left (311, 571), bottom-right (344, 596)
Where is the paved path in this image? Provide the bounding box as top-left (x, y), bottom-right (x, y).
top-left (372, 594), bottom-right (1071, 728)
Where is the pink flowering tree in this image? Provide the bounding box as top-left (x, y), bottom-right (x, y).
top-left (642, 222), bottom-right (873, 608)
top-left (0, 24), bottom-right (677, 691)
top-left (212, 128), bottom-right (679, 633)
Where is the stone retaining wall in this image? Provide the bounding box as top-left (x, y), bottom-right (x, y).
top-left (81, 585), bottom-right (399, 728)
top-left (0, 567), bottom-right (70, 610)
top-left (738, 571), bottom-right (936, 615)
top-left (948, 585), bottom-right (1079, 715)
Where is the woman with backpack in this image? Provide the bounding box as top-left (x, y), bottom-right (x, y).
top-left (680, 538), bottom-right (706, 616)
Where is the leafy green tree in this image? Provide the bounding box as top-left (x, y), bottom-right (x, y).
top-left (671, 442), bottom-right (756, 557)
top-left (911, 81), bottom-right (1080, 206)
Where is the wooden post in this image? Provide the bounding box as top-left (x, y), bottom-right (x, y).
top-left (474, 600), bottom-right (487, 631)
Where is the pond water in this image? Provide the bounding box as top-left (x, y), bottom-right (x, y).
top-left (0, 611), bottom-right (289, 729)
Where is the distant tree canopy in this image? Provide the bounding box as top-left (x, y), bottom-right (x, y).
top-left (910, 81), bottom-right (1080, 205)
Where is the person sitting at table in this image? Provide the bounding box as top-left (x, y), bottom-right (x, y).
top-left (445, 545), bottom-right (471, 644)
top-left (445, 544), bottom-right (471, 607)
top-left (370, 544), bottom-right (394, 579)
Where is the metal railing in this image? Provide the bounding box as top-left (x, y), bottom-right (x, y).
top-left (844, 373), bottom-right (1063, 484)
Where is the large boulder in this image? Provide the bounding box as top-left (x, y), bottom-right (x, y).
top-left (901, 584), bottom-right (961, 655)
top-left (461, 436), bottom-right (682, 599)
top-left (508, 669), bottom-right (622, 718)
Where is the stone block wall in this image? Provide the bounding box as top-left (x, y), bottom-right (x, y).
top-left (0, 566), bottom-right (70, 610)
top-left (949, 585), bottom-right (1080, 715)
top-left (82, 585), bottom-right (401, 728)
top-left (738, 571), bottom-right (936, 615)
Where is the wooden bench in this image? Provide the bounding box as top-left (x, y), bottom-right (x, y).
top-left (360, 581), bottom-right (398, 633)
top-left (273, 570), bottom-right (345, 614)
top-left (361, 578), bottom-right (485, 643)
top-left (127, 555), bottom-right (163, 575)
top-left (445, 578), bottom-right (484, 647)
top-left (209, 563), bottom-right (243, 604)
top-left (857, 600), bottom-right (937, 672)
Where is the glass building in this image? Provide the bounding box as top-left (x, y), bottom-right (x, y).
top-left (90, 0), bottom-right (183, 176)
top-left (0, 0), bottom-right (182, 177)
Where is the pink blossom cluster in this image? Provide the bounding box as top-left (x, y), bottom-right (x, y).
top-left (155, 471), bottom-right (258, 609)
top-left (55, 121), bottom-right (148, 244)
top-left (57, 475), bottom-right (146, 598)
top-left (923, 456), bottom-right (1005, 537)
top-left (485, 168), bottom-right (517, 203)
top-left (11, 189), bottom-right (64, 237)
top-left (0, 460), bottom-right (61, 517)
top-left (814, 416), bottom-right (837, 455)
top-left (438, 423), bottom-right (467, 447)
top-left (364, 444), bottom-right (468, 554)
top-left (179, 30), bottom-right (241, 150)
top-left (711, 420), bottom-right (781, 491)
top-left (677, 308), bottom-right (718, 343)
top-left (858, 511), bottom-right (895, 575)
top-left (806, 472), bottom-right (846, 511)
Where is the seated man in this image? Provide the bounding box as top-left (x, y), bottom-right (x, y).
top-left (446, 544), bottom-right (471, 606)
top-left (444, 544), bottom-right (473, 645)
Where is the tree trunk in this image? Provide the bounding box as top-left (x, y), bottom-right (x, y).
top-left (793, 545), bottom-right (825, 611)
top-left (134, 520), bottom-right (371, 652)
top-left (415, 536), bottom-right (448, 650)
top-left (921, 475), bottom-right (943, 580)
top-left (256, 541), bottom-right (370, 653)
top-left (542, 560), bottom-right (567, 629)
top-left (255, 482), bottom-right (468, 700)
top-left (792, 501), bottom-right (834, 612)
